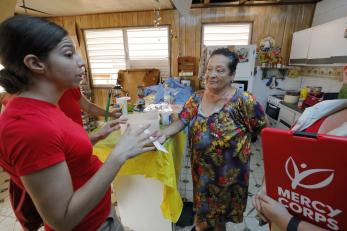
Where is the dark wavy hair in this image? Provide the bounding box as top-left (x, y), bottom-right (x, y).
top-left (0, 15), bottom-right (67, 94)
top-left (210, 48), bottom-right (239, 76)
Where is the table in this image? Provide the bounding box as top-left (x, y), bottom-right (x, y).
top-left (92, 128), bottom-right (186, 231)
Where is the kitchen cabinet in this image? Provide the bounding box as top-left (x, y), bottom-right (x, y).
top-left (289, 16), bottom-right (347, 65)
top-left (277, 120), bottom-right (291, 130)
top-left (289, 28), bottom-right (312, 64)
top-left (278, 105), bottom-right (296, 126)
top-left (330, 17), bottom-right (347, 63)
top-left (277, 103), bottom-right (302, 130)
top-left (294, 112), bottom-right (301, 124)
top-left (307, 22), bottom-right (335, 62)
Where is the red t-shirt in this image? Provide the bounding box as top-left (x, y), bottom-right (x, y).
top-left (0, 97), bottom-right (111, 231)
top-left (58, 88), bottom-right (84, 126)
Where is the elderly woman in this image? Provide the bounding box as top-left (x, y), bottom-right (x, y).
top-left (158, 48), bottom-right (266, 231)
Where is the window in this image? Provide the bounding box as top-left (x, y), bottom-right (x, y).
top-left (127, 27), bottom-right (170, 77)
top-left (85, 26), bottom-right (170, 86)
top-left (203, 23), bottom-right (251, 46)
top-left (85, 29), bottom-right (126, 85)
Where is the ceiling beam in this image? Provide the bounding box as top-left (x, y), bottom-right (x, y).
top-left (169, 0), bottom-right (176, 9)
top-left (191, 0), bottom-right (320, 8)
top-left (279, 0), bottom-right (321, 2)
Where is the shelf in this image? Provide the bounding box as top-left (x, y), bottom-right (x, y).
top-left (260, 66), bottom-right (292, 79)
top-left (177, 56), bottom-right (199, 90)
top-left (260, 66), bottom-right (292, 69)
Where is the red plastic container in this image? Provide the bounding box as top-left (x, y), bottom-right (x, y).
top-left (262, 128), bottom-right (347, 231)
top-left (303, 92), bottom-right (324, 107)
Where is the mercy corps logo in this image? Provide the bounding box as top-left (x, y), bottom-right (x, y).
top-left (278, 157), bottom-right (342, 230)
top-left (285, 157), bottom-right (335, 190)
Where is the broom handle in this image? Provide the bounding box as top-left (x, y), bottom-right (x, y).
top-left (104, 90), bottom-right (111, 122)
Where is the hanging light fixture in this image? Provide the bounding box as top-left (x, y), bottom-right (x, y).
top-left (153, 0), bottom-right (161, 27)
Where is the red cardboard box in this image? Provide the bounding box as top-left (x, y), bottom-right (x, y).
top-left (262, 128), bottom-right (347, 231)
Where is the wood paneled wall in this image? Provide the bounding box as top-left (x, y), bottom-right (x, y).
top-left (0, 0), bottom-right (16, 22)
top-left (93, 88), bottom-right (109, 109)
top-left (48, 4), bottom-right (315, 106)
top-left (178, 4), bottom-right (314, 64)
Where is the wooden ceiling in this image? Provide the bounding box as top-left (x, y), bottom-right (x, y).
top-left (192, 0), bottom-right (321, 5)
top-left (15, 0), bottom-right (321, 17)
top-left (15, 0), bottom-right (174, 17)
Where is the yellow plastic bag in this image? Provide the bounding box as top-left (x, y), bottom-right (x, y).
top-left (92, 129), bottom-right (185, 222)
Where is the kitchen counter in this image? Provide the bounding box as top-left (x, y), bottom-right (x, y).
top-left (277, 101), bottom-right (304, 130)
top-left (280, 101), bottom-right (305, 113)
top-left (91, 127), bottom-right (186, 230)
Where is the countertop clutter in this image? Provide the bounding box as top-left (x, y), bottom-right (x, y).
top-left (278, 86), bottom-right (330, 129)
top-left (280, 101), bottom-right (304, 113)
top-left (270, 86), bottom-right (340, 131)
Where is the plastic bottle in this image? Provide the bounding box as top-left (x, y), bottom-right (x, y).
top-left (297, 87), bottom-right (308, 109)
top-left (163, 83), bottom-right (172, 104)
top-left (299, 87), bottom-right (309, 100)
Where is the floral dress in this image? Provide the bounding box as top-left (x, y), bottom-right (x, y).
top-left (179, 89), bottom-right (266, 227)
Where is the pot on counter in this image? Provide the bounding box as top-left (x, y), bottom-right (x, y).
top-left (306, 86), bottom-right (322, 94)
top-left (284, 90), bottom-right (299, 104)
top-left (312, 86), bottom-right (322, 94)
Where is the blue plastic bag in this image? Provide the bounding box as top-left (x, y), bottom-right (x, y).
top-left (144, 78), bottom-right (193, 104)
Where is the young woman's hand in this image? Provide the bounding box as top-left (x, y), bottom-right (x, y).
top-left (113, 124), bottom-right (157, 161)
top-left (109, 108), bottom-right (122, 119)
top-left (253, 193), bottom-right (269, 223)
top-left (97, 118), bottom-right (128, 140)
top-left (255, 194), bottom-right (292, 225)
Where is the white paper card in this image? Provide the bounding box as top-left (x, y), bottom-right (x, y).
top-left (144, 129), bottom-right (168, 154)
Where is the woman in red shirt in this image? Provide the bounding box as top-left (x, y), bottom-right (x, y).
top-left (0, 15), bottom-right (156, 231)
